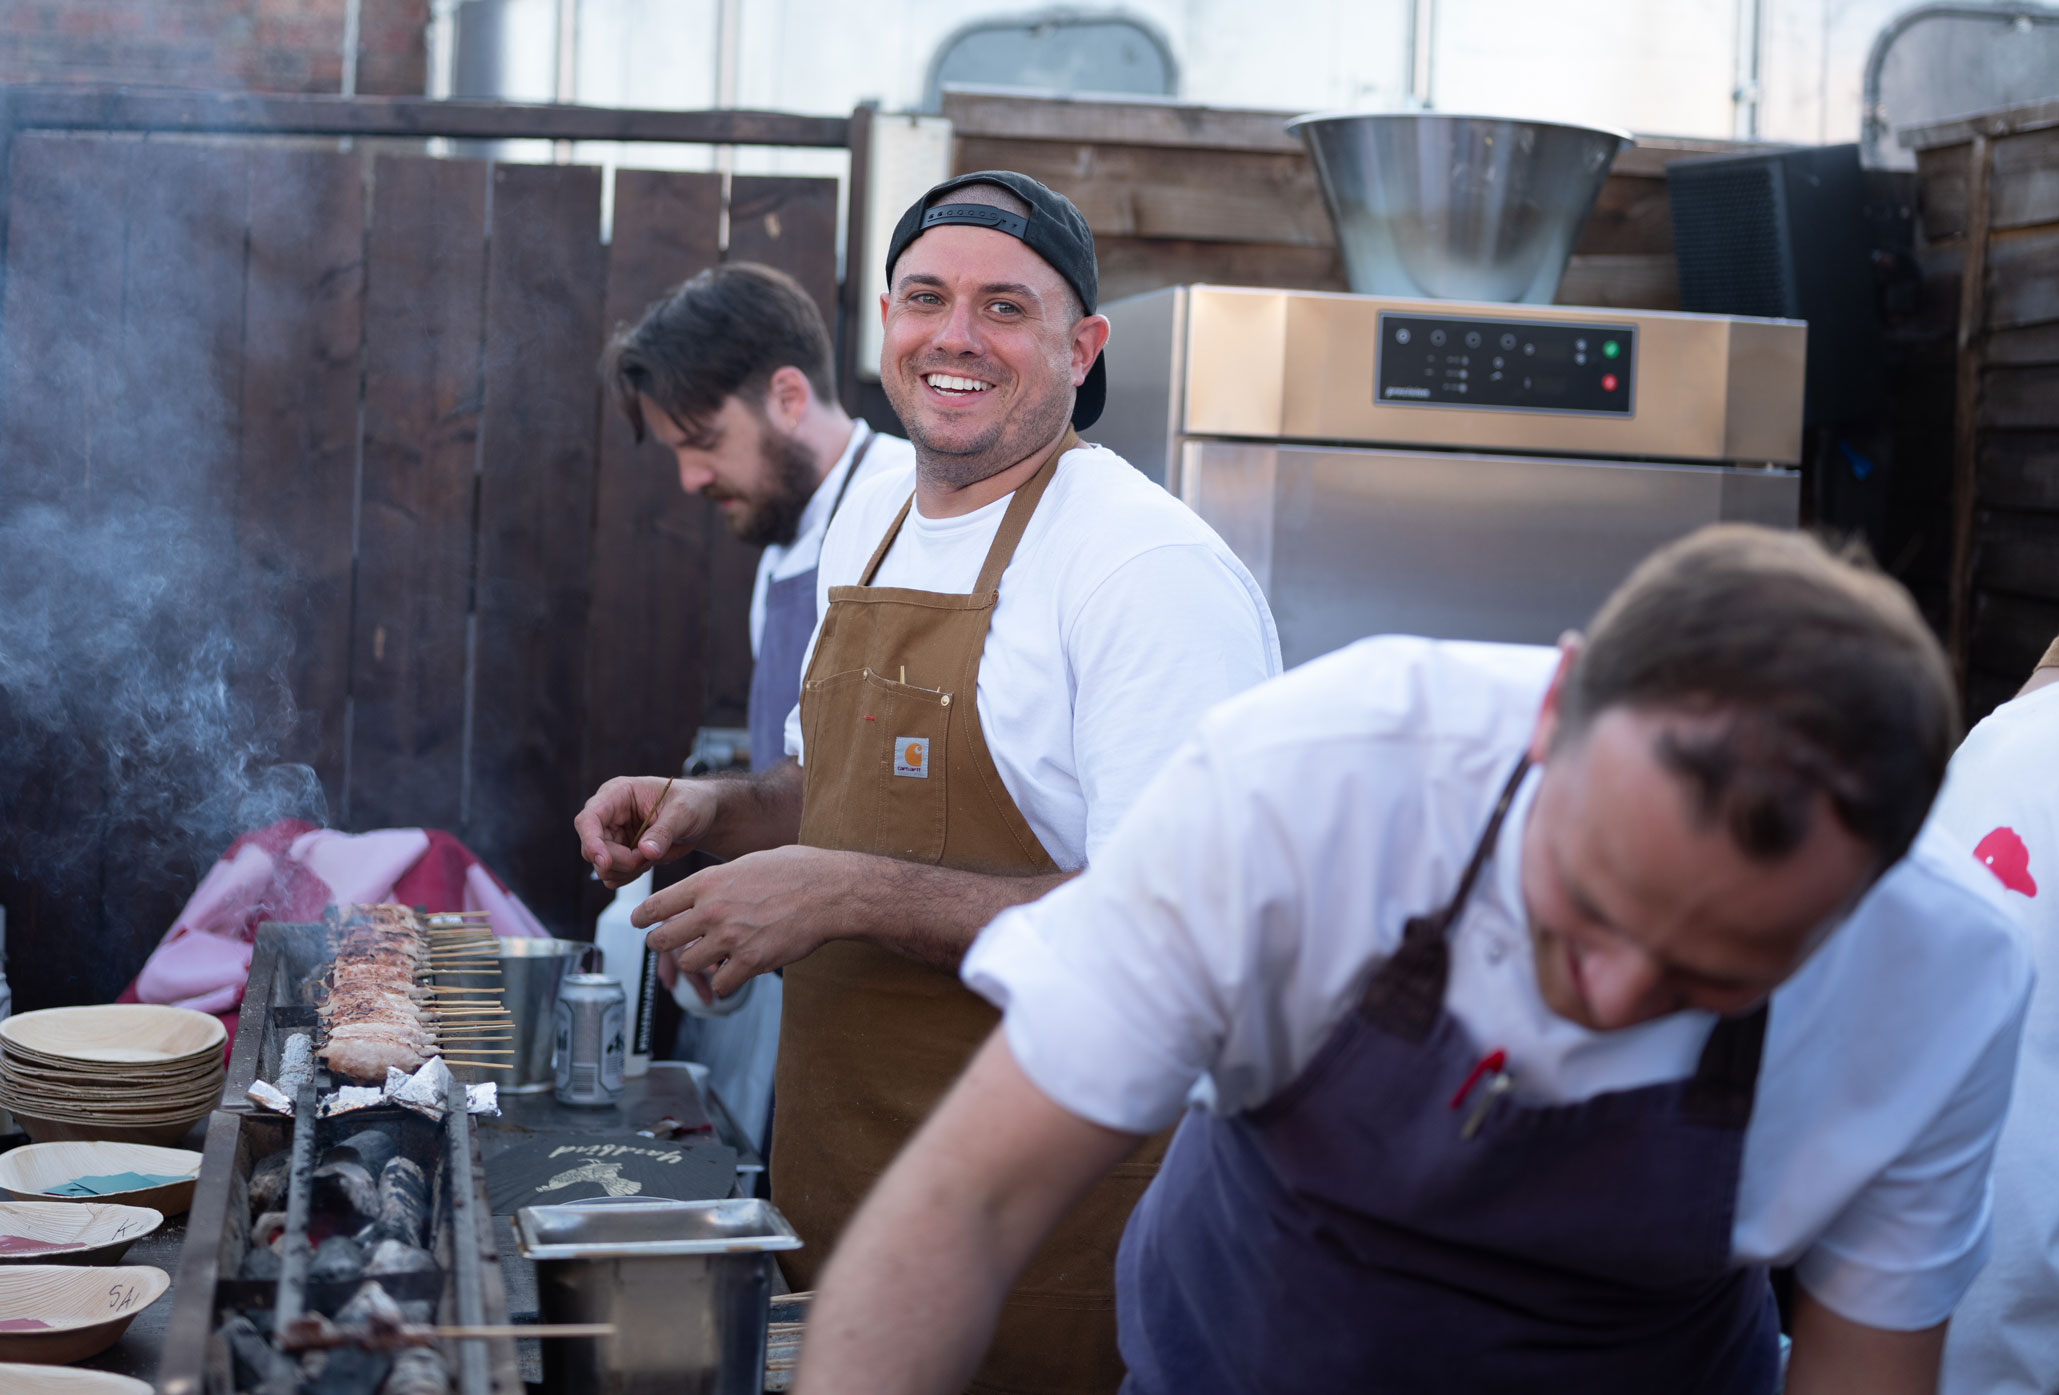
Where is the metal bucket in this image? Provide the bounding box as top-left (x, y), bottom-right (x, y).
top-left (517, 1197), bottom-right (801, 1395)
top-left (439, 937), bottom-right (585, 1094)
top-left (1286, 112), bottom-right (1630, 304)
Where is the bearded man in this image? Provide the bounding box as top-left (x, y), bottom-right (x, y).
top-left (600, 262), bottom-right (912, 1150)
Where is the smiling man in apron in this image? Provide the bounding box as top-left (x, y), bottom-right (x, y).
top-left (792, 526), bottom-right (2034, 1395)
top-left (576, 173), bottom-right (1281, 1392)
top-left (600, 262), bottom-right (911, 1151)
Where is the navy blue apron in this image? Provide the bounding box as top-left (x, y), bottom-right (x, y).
top-left (747, 423), bottom-right (874, 773)
top-left (1116, 758), bottom-right (1780, 1394)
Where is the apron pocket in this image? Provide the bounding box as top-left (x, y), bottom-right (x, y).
top-left (799, 667), bottom-right (953, 863)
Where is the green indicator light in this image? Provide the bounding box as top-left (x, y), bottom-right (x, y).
top-left (1603, 340), bottom-right (1622, 359)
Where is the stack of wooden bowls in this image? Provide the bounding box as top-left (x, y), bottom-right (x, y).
top-left (0, 1006), bottom-right (225, 1147)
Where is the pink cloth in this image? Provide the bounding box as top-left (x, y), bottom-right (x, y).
top-left (129, 820), bottom-right (549, 1020)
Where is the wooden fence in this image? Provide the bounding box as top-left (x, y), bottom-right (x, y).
top-left (0, 90), bottom-right (848, 1010)
top-left (1908, 97), bottom-right (2059, 721)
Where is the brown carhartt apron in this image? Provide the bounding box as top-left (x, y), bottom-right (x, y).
top-left (773, 428), bottom-right (1162, 1394)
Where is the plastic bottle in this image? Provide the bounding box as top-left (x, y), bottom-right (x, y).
top-left (592, 871), bottom-right (658, 1078)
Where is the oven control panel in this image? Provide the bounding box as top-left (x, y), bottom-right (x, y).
top-left (1375, 312), bottom-right (1636, 416)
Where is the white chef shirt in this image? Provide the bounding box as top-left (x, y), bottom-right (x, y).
top-left (746, 423), bottom-right (914, 658)
top-left (964, 636), bottom-right (2033, 1332)
top-left (784, 442), bottom-right (1282, 869)
top-left (1935, 679), bottom-right (2059, 1395)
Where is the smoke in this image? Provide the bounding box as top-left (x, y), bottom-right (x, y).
top-left (0, 497), bottom-right (329, 901)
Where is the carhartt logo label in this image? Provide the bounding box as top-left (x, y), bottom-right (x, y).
top-left (894, 737), bottom-right (930, 779)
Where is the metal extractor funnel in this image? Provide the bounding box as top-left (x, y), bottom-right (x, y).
top-left (1287, 112), bottom-right (1630, 304)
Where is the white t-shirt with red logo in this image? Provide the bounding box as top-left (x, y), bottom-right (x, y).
top-left (1936, 679), bottom-right (2059, 1395)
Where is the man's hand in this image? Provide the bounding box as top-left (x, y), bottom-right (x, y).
top-left (574, 775), bottom-right (720, 888)
top-left (636, 845), bottom-right (854, 996)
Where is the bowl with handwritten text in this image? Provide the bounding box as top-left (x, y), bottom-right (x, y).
top-left (0, 1264), bottom-right (170, 1363)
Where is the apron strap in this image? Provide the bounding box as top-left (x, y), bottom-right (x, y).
top-left (1362, 757), bottom-right (1532, 1042)
top-left (974, 428), bottom-right (1076, 593)
top-left (1684, 1004), bottom-right (1769, 1127)
top-left (824, 421), bottom-right (875, 525)
top-left (856, 428), bottom-right (1078, 589)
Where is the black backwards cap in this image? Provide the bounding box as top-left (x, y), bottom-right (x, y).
top-left (883, 170), bottom-right (1106, 430)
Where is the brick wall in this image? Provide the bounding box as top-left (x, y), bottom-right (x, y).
top-left (0, 0), bottom-right (428, 96)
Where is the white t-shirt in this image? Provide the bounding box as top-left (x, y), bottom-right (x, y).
top-left (784, 442), bottom-right (1282, 869)
top-left (748, 423), bottom-right (914, 658)
top-left (963, 636), bottom-right (2032, 1331)
top-left (1934, 680), bottom-right (2059, 1395)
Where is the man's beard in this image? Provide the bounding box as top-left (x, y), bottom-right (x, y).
top-left (889, 360), bottom-right (1073, 492)
top-left (723, 428), bottom-right (819, 547)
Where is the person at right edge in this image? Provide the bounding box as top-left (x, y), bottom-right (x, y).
top-left (1936, 635), bottom-right (2059, 1395)
top-left (792, 527), bottom-right (2033, 1395)
top-left (575, 170), bottom-right (1281, 1392)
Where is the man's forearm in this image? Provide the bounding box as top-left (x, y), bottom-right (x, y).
top-left (697, 760), bottom-right (804, 860)
top-left (832, 854), bottom-right (1074, 973)
top-left (1785, 1290), bottom-right (1944, 1395)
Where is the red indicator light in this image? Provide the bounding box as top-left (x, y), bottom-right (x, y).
top-left (1601, 373), bottom-right (1620, 392)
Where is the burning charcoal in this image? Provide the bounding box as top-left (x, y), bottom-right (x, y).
top-left (302, 1345), bottom-right (392, 1395)
top-left (239, 1246), bottom-right (283, 1281)
top-left (336, 1279), bottom-right (408, 1332)
top-left (252, 1210), bottom-right (289, 1251)
top-left (249, 1150), bottom-right (292, 1215)
top-left (381, 1346), bottom-right (448, 1395)
top-left (361, 1157), bottom-right (429, 1246)
top-left (278, 1031), bottom-right (316, 1097)
top-left (218, 1313), bottom-right (276, 1390)
top-left (364, 1239), bottom-right (435, 1277)
top-left (324, 1129), bottom-right (398, 1176)
top-left (311, 1159), bottom-right (380, 1224)
top-left (309, 1235), bottom-right (367, 1284)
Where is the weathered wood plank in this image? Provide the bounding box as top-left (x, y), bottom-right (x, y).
top-left (1917, 143), bottom-right (1970, 242)
top-left (349, 155), bottom-right (489, 833)
top-left (1969, 589), bottom-right (2059, 683)
top-left (942, 87), bottom-right (1304, 153)
top-left (1973, 507), bottom-right (2059, 602)
top-left (1990, 124), bottom-right (2059, 230)
top-left (97, 137), bottom-right (256, 992)
top-left (1985, 320), bottom-right (2059, 365)
top-left (728, 175), bottom-right (840, 328)
top-left (0, 132), bottom-right (131, 1009)
top-left (471, 161), bottom-right (606, 933)
top-left (1574, 173), bottom-right (1676, 257)
top-left (1903, 96), bottom-right (2059, 154)
top-left (235, 145), bottom-right (366, 819)
top-left (583, 168), bottom-right (723, 796)
top-left (1985, 223), bottom-right (2059, 329)
top-left (952, 136), bottom-right (1334, 248)
top-left (1981, 363), bottom-right (2059, 430)
top-left (1979, 432), bottom-right (2059, 511)
top-left (0, 133), bottom-right (128, 505)
top-left (1092, 235), bottom-right (1346, 303)
top-left (1946, 135), bottom-right (1992, 683)
top-left (1555, 253), bottom-right (1681, 310)
top-left (0, 86), bottom-right (849, 148)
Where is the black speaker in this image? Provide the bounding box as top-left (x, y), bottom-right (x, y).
top-left (1666, 144), bottom-right (1887, 428)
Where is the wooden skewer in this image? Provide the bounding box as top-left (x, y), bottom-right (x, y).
top-left (630, 776), bottom-right (675, 851)
top-left (435, 1323), bottom-right (617, 1340)
top-left (440, 1059), bottom-right (513, 1070)
top-left (424, 985), bottom-right (504, 994)
top-left (428, 1047), bottom-right (514, 1055)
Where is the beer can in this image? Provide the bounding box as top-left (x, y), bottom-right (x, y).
top-left (553, 972), bottom-right (627, 1107)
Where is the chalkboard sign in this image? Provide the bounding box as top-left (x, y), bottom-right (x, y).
top-left (485, 1133), bottom-right (738, 1216)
